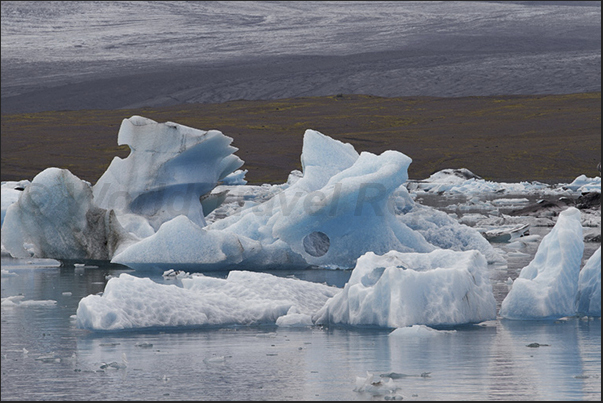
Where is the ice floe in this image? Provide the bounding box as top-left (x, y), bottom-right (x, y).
top-left (312, 249), bottom-right (497, 328)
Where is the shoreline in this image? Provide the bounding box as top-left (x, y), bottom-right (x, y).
top-left (1, 92), bottom-right (601, 185)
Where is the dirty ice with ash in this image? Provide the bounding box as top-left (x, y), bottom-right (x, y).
top-left (1, 116), bottom-right (601, 331)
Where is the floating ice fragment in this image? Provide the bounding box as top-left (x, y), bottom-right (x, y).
top-left (500, 207), bottom-right (584, 320)
top-left (483, 223), bottom-right (530, 243)
top-left (354, 371), bottom-right (400, 396)
top-left (203, 355), bottom-right (226, 364)
top-left (389, 325), bottom-right (456, 338)
top-left (100, 353), bottom-right (128, 369)
top-left (314, 249), bottom-right (496, 328)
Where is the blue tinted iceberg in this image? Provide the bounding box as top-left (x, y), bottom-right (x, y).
top-left (576, 246), bottom-right (601, 317)
top-left (313, 249), bottom-right (497, 328)
top-left (76, 271), bottom-right (339, 331)
top-left (499, 207), bottom-right (584, 320)
top-left (113, 129), bottom-right (435, 269)
top-left (93, 116), bottom-right (244, 230)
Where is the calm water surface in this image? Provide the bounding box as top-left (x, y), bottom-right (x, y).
top-left (1, 251), bottom-right (600, 401)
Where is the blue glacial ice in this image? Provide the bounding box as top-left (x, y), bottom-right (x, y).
top-left (111, 126), bottom-right (502, 269)
top-left (92, 115), bottom-right (244, 230)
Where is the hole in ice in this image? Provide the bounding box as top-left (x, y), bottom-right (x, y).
top-left (302, 231), bottom-right (330, 257)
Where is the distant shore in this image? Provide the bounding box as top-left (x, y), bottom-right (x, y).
top-left (1, 92), bottom-right (600, 185)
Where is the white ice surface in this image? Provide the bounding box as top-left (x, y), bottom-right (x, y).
top-left (388, 325), bottom-right (456, 338)
top-left (499, 207), bottom-right (585, 320)
top-left (313, 249), bottom-right (497, 328)
top-left (1, 180), bottom-right (29, 227)
top-left (409, 168), bottom-right (600, 197)
top-left (1, 168), bottom-right (136, 260)
top-left (563, 174), bottom-right (601, 193)
top-left (576, 246), bottom-right (601, 317)
top-left (76, 271), bottom-right (339, 331)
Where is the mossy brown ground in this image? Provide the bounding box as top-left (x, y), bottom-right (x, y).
top-left (1, 92), bottom-right (600, 185)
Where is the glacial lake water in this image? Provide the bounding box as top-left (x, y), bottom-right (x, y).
top-left (1, 242), bottom-right (600, 401)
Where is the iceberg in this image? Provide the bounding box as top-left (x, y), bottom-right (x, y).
top-left (575, 246), bottom-right (601, 317)
top-left (313, 249), bottom-right (497, 328)
top-left (398, 202), bottom-right (502, 263)
top-left (1, 116), bottom-right (245, 260)
top-left (1, 180), bottom-right (29, 227)
top-left (406, 168), bottom-right (554, 196)
top-left (111, 215), bottom-right (263, 268)
top-left (1, 118), bottom-right (504, 270)
top-left (562, 174), bottom-right (601, 193)
top-left (499, 207), bottom-right (585, 320)
top-left (76, 271), bottom-right (339, 331)
top-left (114, 129), bottom-right (436, 269)
top-left (1, 168), bottom-right (136, 260)
top-left (93, 115), bottom-right (244, 230)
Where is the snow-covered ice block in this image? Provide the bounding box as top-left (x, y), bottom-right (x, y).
top-left (76, 271), bottom-right (339, 331)
top-left (576, 246), bottom-right (601, 317)
top-left (275, 306), bottom-right (314, 327)
top-left (93, 116), bottom-right (244, 230)
top-left (1, 168), bottom-right (135, 260)
top-left (499, 207), bottom-right (584, 320)
top-left (313, 249), bottom-right (497, 328)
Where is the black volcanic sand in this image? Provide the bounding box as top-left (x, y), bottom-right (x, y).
top-left (1, 92), bottom-right (600, 185)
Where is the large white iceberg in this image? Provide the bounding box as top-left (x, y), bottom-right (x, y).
top-left (1, 168), bottom-right (135, 260)
top-left (499, 207), bottom-right (585, 320)
top-left (76, 271), bottom-right (339, 331)
top-left (313, 249), bottom-right (497, 328)
top-left (575, 246), bottom-right (601, 317)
